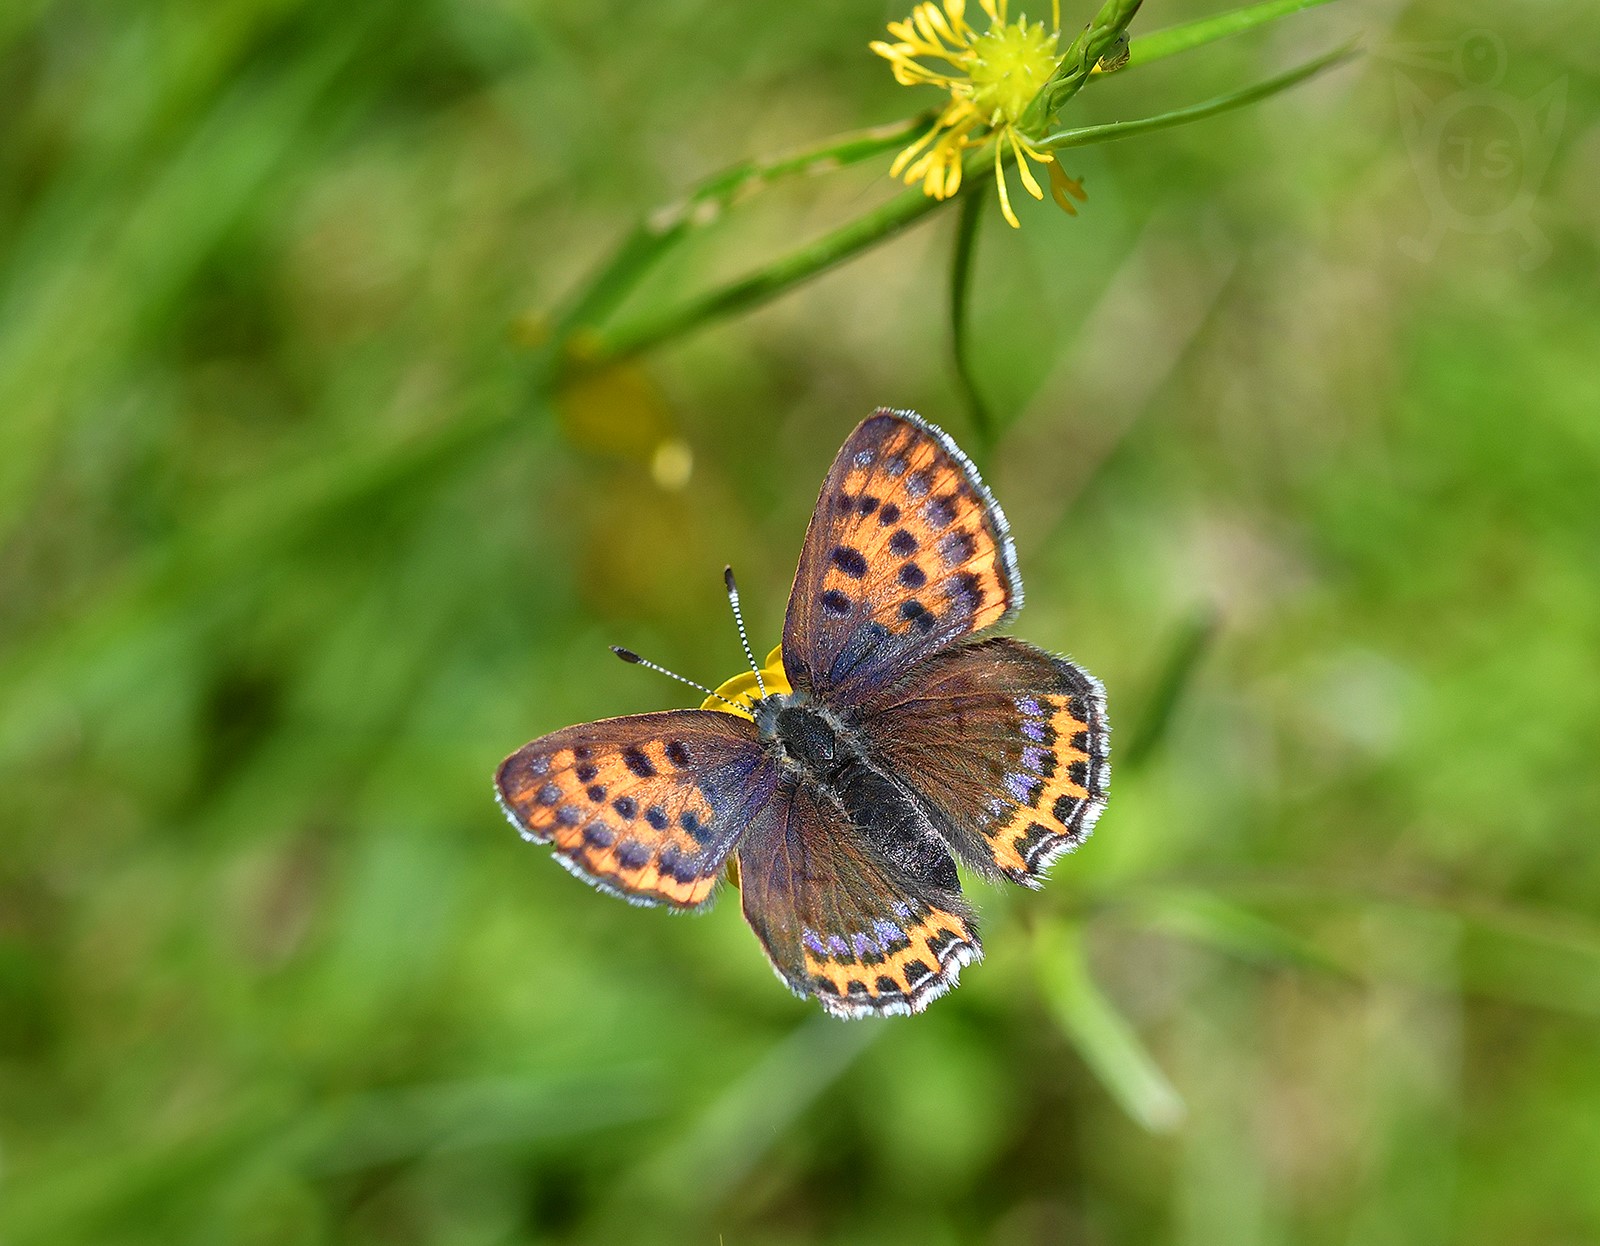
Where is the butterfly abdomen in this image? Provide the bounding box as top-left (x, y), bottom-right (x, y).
top-left (831, 760), bottom-right (960, 894)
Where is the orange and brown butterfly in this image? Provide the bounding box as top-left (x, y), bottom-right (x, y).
top-left (495, 409), bottom-right (1109, 1018)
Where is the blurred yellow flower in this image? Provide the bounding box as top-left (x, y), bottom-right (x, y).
top-left (872, 0), bottom-right (1084, 227)
top-left (701, 645), bottom-right (791, 720)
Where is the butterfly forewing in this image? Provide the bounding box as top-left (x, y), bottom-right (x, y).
top-left (862, 637), bottom-right (1110, 886)
top-left (496, 710), bottom-right (775, 910)
top-left (737, 779), bottom-right (981, 1018)
top-left (782, 409), bottom-right (1021, 706)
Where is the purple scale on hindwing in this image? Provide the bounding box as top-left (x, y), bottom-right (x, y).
top-left (872, 918), bottom-right (904, 946)
top-left (1004, 771), bottom-right (1038, 805)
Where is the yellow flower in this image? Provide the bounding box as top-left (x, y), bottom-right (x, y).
top-left (872, 0), bottom-right (1085, 227)
top-left (700, 645), bottom-right (791, 719)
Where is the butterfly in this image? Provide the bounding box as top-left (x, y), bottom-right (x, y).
top-left (495, 409), bottom-right (1109, 1018)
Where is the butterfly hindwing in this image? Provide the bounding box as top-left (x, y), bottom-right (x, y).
top-left (782, 409), bottom-right (1021, 706)
top-left (737, 778), bottom-right (981, 1018)
top-left (861, 637), bottom-right (1110, 886)
top-left (496, 710), bottom-right (776, 910)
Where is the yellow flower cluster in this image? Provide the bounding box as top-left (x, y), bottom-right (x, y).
top-left (873, 0), bottom-right (1086, 227)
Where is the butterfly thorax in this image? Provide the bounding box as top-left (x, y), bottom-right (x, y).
top-left (752, 693), bottom-right (959, 892)
top-left (752, 695), bottom-right (856, 779)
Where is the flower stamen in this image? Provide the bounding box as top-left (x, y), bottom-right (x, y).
top-left (873, 0), bottom-right (1080, 228)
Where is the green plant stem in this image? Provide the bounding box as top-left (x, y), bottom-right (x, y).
top-left (547, 114), bottom-right (933, 349)
top-left (1038, 41), bottom-right (1359, 151)
top-left (1127, 0), bottom-right (1340, 70)
top-left (566, 163), bottom-right (994, 376)
top-left (948, 188), bottom-right (994, 456)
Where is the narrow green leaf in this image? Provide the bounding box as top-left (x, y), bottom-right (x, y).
top-left (949, 188), bottom-right (995, 457)
top-left (1037, 923), bottom-right (1185, 1133)
top-left (552, 114), bottom-right (932, 342)
top-left (1042, 40), bottom-right (1358, 152)
top-left (576, 155), bottom-right (994, 373)
top-left (1120, 610), bottom-right (1218, 771)
top-left (1126, 0), bottom-right (1341, 70)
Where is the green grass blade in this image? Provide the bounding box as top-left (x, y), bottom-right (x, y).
top-left (1120, 610), bottom-right (1219, 771)
top-left (1037, 924), bottom-right (1185, 1134)
top-left (1125, 0), bottom-right (1341, 70)
top-left (1040, 41), bottom-right (1359, 152)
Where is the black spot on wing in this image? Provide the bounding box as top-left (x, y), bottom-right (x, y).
top-left (944, 571), bottom-right (983, 613)
top-left (615, 838), bottom-right (650, 869)
top-left (680, 809), bottom-right (712, 845)
top-left (939, 530), bottom-right (976, 566)
top-left (926, 494), bottom-right (958, 528)
top-left (899, 600), bottom-right (937, 634)
top-left (830, 546), bottom-right (868, 579)
top-left (821, 589), bottom-right (852, 617)
top-left (622, 746), bottom-right (656, 778)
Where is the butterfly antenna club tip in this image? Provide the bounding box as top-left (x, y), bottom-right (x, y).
top-left (723, 565), bottom-right (767, 697)
top-left (610, 642), bottom-right (743, 713)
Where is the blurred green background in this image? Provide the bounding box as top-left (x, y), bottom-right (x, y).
top-left (2, 0), bottom-right (1598, 1242)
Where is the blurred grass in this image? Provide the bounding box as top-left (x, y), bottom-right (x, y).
top-left (2, 0), bottom-right (1599, 1243)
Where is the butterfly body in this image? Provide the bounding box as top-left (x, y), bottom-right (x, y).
top-left (497, 409), bottom-right (1109, 1019)
top-left (754, 693), bottom-right (964, 895)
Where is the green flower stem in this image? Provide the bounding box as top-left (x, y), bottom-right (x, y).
top-left (949, 187), bottom-right (994, 456)
top-left (1037, 41), bottom-right (1359, 151)
top-left (1126, 0), bottom-right (1340, 71)
top-left (547, 114), bottom-right (934, 350)
top-left (562, 161), bottom-right (996, 378)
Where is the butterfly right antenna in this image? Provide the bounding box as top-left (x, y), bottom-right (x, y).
top-left (722, 566), bottom-right (767, 698)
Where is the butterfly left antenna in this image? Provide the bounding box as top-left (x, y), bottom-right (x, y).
top-left (723, 566), bottom-right (767, 698)
top-left (611, 647), bottom-right (746, 714)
